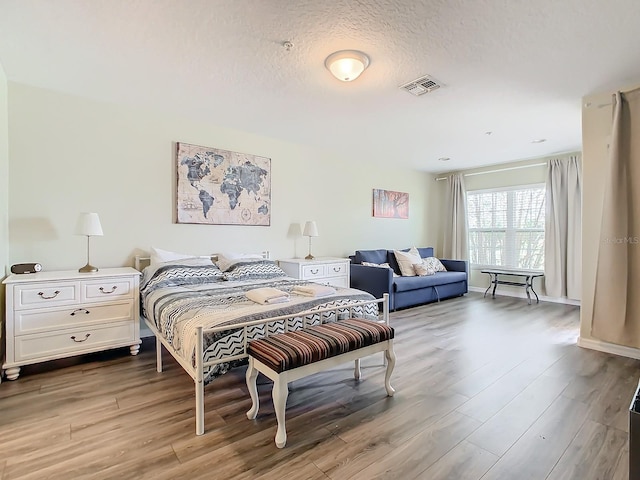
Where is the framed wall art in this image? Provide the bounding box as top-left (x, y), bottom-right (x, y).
top-left (176, 142), bottom-right (271, 225)
top-left (372, 188), bottom-right (409, 219)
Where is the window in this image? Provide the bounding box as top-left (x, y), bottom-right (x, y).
top-left (467, 185), bottom-right (545, 270)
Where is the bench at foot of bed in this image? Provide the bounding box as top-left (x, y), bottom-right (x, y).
top-left (245, 318), bottom-right (396, 448)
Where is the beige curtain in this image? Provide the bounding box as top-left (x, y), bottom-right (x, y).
top-left (544, 156), bottom-right (582, 299)
top-left (443, 173), bottom-right (468, 260)
top-left (592, 88), bottom-right (640, 347)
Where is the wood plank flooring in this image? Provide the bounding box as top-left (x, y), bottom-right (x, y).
top-left (1, 292), bottom-right (638, 479)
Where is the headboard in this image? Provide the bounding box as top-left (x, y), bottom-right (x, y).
top-left (134, 251), bottom-right (271, 272)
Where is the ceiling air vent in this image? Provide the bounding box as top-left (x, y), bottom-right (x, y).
top-left (399, 75), bottom-right (443, 96)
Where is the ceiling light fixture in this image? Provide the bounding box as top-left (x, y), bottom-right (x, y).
top-left (325, 50), bottom-right (370, 82)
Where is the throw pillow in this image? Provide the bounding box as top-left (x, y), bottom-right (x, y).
top-left (393, 249), bottom-right (421, 276)
top-left (216, 252), bottom-right (264, 272)
top-left (223, 260), bottom-right (288, 281)
top-left (362, 261), bottom-right (381, 267)
top-left (150, 246), bottom-right (211, 265)
top-left (362, 261), bottom-right (399, 277)
top-left (414, 263), bottom-right (436, 276)
top-left (422, 256), bottom-right (447, 272)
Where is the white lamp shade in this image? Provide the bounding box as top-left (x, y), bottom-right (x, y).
top-left (75, 212), bottom-right (103, 236)
top-left (303, 221), bottom-right (319, 237)
top-left (325, 50), bottom-right (370, 82)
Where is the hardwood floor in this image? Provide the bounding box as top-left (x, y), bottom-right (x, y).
top-left (1, 292), bottom-right (637, 479)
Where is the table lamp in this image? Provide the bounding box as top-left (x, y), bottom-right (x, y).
top-left (75, 212), bottom-right (103, 273)
top-left (303, 221), bottom-right (318, 260)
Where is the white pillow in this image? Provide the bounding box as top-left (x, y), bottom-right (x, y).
top-left (150, 247), bottom-right (202, 265)
top-left (393, 249), bottom-right (421, 276)
top-left (414, 263), bottom-right (436, 276)
top-left (216, 252), bottom-right (264, 272)
top-left (422, 256), bottom-right (447, 272)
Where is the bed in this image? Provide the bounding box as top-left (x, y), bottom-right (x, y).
top-left (135, 254), bottom-right (389, 434)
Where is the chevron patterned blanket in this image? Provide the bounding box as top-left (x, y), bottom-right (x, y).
top-left (141, 263), bottom-right (377, 384)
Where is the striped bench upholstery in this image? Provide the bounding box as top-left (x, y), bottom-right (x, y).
top-left (247, 319), bottom-right (394, 373)
top-left (246, 317), bottom-right (396, 448)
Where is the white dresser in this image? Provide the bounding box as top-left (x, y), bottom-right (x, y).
top-left (278, 257), bottom-right (350, 288)
top-left (2, 267), bottom-right (141, 380)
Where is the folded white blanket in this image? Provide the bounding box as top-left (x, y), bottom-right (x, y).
top-left (246, 287), bottom-right (290, 305)
top-left (292, 284), bottom-right (337, 297)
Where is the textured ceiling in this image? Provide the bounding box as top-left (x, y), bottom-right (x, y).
top-left (1, 0), bottom-right (639, 172)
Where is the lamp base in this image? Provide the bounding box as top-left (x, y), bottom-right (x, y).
top-left (79, 264), bottom-right (99, 273)
top-left (305, 254), bottom-right (315, 260)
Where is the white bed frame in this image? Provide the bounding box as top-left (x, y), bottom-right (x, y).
top-left (134, 255), bottom-right (390, 435)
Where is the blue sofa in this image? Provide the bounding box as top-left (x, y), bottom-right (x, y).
top-left (349, 247), bottom-right (468, 310)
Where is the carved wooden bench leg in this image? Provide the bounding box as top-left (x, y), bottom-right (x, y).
top-left (384, 346), bottom-right (396, 396)
top-left (246, 358), bottom-right (260, 420)
top-left (272, 376), bottom-right (289, 448)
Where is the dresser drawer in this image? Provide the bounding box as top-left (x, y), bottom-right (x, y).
top-left (13, 282), bottom-right (80, 310)
top-left (14, 322), bottom-right (135, 362)
top-left (325, 262), bottom-right (348, 277)
top-left (302, 264), bottom-right (326, 279)
top-left (82, 278), bottom-right (134, 302)
top-left (15, 301), bottom-right (134, 335)
top-left (327, 276), bottom-right (349, 288)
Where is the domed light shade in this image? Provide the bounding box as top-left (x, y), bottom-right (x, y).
top-left (325, 50), bottom-right (370, 82)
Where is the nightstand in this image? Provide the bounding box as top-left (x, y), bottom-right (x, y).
top-left (278, 257), bottom-right (350, 288)
top-left (2, 267), bottom-right (141, 380)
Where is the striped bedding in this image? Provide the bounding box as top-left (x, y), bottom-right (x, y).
top-left (140, 262), bottom-right (378, 384)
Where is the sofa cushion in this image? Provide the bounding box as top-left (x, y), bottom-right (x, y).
top-left (422, 256), bottom-right (447, 272)
top-left (394, 271), bottom-right (467, 292)
top-left (416, 247), bottom-right (435, 258)
top-left (393, 249), bottom-right (422, 276)
top-left (354, 249), bottom-right (389, 265)
top-left (414, 263), bottom-right (436, 276)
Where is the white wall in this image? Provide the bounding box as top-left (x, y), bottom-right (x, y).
top-left (0, 69), bottom-right (8, 271)
top-left (1, 66), bottom-right (8, 362)
top-left (6, 83), bottom-right (437, 271)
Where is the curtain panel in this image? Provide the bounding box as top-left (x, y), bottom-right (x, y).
top-left (544, 156), bottom-right (582, 299)
top-left (443, 173), bottom-right (468, 260)
top-left (592, 87), bottom-right (640, 347)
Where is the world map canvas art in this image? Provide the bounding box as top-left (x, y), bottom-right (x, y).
top-left (176, 142), bottom-right (271, 225)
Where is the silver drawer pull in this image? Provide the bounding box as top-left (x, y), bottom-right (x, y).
top-left (333, 267), bottom-right (341, 272)
top-left (70, 333), bottom-right (91, 343)
top-left (38, 290), bottom-right (61, 299)
top-left (99, 286), bottom-right (118, 294)
top-left (310, 269), bottom-right (319, 275)
top-left (70, 308), bottom-right (90, 316)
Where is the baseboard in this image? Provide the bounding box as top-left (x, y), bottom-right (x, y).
top-left (577, 336), bottom-right (640, 360)
top-left (468, 286), bottom-right (580, 306)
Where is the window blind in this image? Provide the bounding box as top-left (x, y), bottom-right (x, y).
top-left (467, 185), bottom-right (545, 269)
